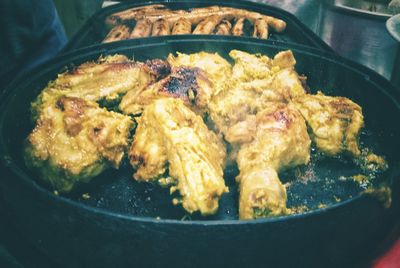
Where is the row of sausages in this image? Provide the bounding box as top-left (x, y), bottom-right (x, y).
top-left (103, 5), bottom-right (286, 43)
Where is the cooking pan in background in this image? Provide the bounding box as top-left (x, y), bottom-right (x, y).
top-left (62, 0), bottom-right (334, 53)
top-left (319, 0), bottom-right (400, 87)
top-left (0, 36), bottom-right (400, 267)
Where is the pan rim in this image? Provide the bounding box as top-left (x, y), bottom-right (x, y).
top-left (1, 36), bottom-right (399, 225)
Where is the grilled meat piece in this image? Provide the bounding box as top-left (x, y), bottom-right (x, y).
top-left (25, 96), bottom-right (134, 192)
top-left (233, 103), bottom-right (311, 219)
top-left (292, 92), bottom-right (364, 157)
top-left (192, 15), bottom-right (222, 34)
top-left (130, 18), bottom-right (152, 38)
top-left (209, 49), bottom-right (305, 136)
top-left (151, 18), bottom-right (170, 36)
top-left (232, 17), bottom-right (245, 36)
top-left (119, 66), bottom-right (213, 115)
top-left (252, 18), bottom-right (269, 39)
top-left (214, 19), bottom-right (232, 35)
top-left (171, 17), bottom-right (192, 34)
top-left (31, 55), bottom-right (159, 121)
top-left (103, 24), bottom-right (131, 43)
top-left (106, 4), bottom-right (168, 26)
top-left (129, 98), bottom-right (228, 215)
top-left (104, 5), bottom-right (287, 41)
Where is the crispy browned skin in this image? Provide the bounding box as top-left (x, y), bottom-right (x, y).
top-left (171, 17), bottom-right (192, 34)
top-left (232, 17), bottom-right (245, 36)
top-left (119, 66), bottom-right (212, 115)
top-left (103, 24), bottom-right (131, 43)
top-left (151, 18), bottom-right (170, 36)
top-left (36, 55), bottom-right (158, 105)
top-left (167, 51), bottom-right (232, 96)
top-left (253, 18), bottom-right (269, 39)
top-left (214, 19), bottom-right (232, 35)
top-left (129, 98), bottom-right (228, 215)
top-left (130, 18), bottom-right (152, 38)
top-left (192, 15), bottom-right (222, 34)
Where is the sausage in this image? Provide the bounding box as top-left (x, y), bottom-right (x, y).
top-left (171, 17), bottom-right (192, 35)
top-left (130, 19), bottom-right (152, 38)
top-left (193, 15), bottom-right (221, 34)
top-left (106, 4), bottom-right (168, 25)
top-left (232, 18), bottom-right (245, 36)
top-left (219, 7), bottom-right (287, 32)
top-left (103, 24), bottom-right (131, 43)
top-left (252, 18), bottom-right (269, 39)
top-left (263, 16), bottom-right (286, 33)
top-left (214, 19), bottom-right (232, 35)
top-left (151, 18), bottom-right (170, 36)
top-left (107, 5), bottom-right (286, 34)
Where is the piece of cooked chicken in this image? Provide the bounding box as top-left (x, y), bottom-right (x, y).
top-left (25, 96), bottom-right (134, 192)
top-left (32, 55), bottom-right (167, 120)
top-left (129, 98), bottom-right (228, 215)
top-left (209, 49), bottom-right (306, 137)
top-left (119, 66), bottom-right (213, 116)
top-left (229, 49), bottom-right (305, 99)
top-left (228, 103), bottom-right (311, 220)
top-left (292, 91), bottom-right (364, 157)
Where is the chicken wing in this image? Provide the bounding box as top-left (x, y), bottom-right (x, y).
top-left (25, 96), bottom-right (134, 192)
top-left (292, 91), bottom-right (364, 157)
top-left (32, 55), bottom-right (160, 120)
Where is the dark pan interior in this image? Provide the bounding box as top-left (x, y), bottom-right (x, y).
top-left (63, 0), bottom-right (333, 53)
top-left (1, 37), bottom-right (399, 221)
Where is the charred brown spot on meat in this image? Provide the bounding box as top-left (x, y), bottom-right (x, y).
top-left (130, 154), bottom-right (145, 166)
top-left (56, 99), bottom-right (65, 111)
top-left (145, 59), bottom-right (171, 79)
top-left (299, 75), bottom-right (310, 93)
top-left (92, 125), bottom-right (103, 137)
top-left (330, 99), bottom-right (356, 117)
top-left (57, 97), bottom-right (91, 136)
top-left (162, 67), bottom-right (200, 104)
top-left (274, 110), bottom-right (291, 128)
top-left (104, 62), bottom-right (138, 73)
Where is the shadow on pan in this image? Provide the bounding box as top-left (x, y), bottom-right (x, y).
top-left (0, 36), bottom-right (400, 267)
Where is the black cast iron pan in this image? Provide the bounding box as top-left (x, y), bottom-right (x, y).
top-left (1, 36), bottom-right (400, 267)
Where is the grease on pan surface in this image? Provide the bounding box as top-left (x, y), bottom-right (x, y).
top-left (103, 4), bottom-right (287, 43)
top-left (25, 50), bottom-right (388, 220)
